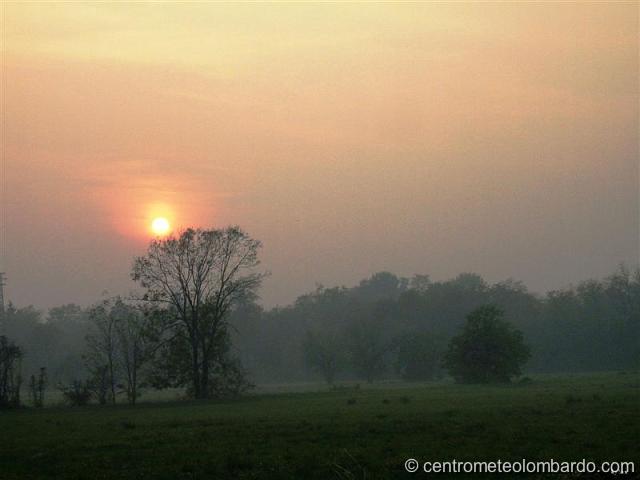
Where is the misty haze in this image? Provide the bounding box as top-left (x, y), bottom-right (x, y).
top-left (0, 3), bottom-right (638, 479)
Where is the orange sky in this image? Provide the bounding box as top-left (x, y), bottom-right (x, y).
top-left (1, 3), bottom-right (638, 309)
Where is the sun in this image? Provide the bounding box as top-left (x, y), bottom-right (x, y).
top-left (151, 217), bottom-right (171, 236)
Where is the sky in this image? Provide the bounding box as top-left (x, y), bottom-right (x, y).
top-left (1, 2), bottom-right (638, 311)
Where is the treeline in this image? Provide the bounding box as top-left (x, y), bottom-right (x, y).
top-left (230, 267), bottom-right (640, 383)
top-left (0, 303), bottom-right (89, 385)
top-left (1, 265), bottom-right (638, 400)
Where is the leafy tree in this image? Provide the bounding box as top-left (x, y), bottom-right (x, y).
top-left (394, 333), bottom-right (442, 381)
top-left (46, 304), bottom-right (89, 382)
top-left (132, 226), bottom-right (264, 399)
top-left (409, 274), bottom-right (431, 292)
top-left (85, 299), bottom-right (120, 404)
top-left (346, 318), bottom-right (389, 383)
top-left (148, 326), bottom-right (252, 398)
top-left (443, 305), bottom-right (530, 383)
top-left (1, 303), bottom-right (89, 385)
top-left (303, 330), bottom-right (345, 385)
top-left (351, 272), bottom-right (408, 303)
top-left (0, 335), bottom-right (22, 408)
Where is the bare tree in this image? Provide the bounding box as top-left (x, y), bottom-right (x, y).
top-left (85, 300), bottom-right (119, 404)
top-left (131, 226), bottom-right (264, 399)
top-left (86, 297), bottom-right (161, 405)
top-left (113, 301), bottom-right (160, 405)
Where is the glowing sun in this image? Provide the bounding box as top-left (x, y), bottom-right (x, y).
top-left (151, 217), bottom-right (171, 236)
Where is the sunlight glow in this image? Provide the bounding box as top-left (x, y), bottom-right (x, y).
top-left (151, 217), bottom-right (171, 236)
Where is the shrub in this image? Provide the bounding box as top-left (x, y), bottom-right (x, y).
top-left (58, 380), bottom-right (92, 406)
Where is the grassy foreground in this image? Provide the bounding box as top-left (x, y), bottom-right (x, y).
top-left (1, 373), bottom-right (638, 479)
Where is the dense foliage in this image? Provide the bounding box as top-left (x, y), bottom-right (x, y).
top-left (443, 305), bottom-right (530, 383)
top-left (231, 266), bottom-right (639, 383)
top-left (0, 266), bottom-right (638, 399)
top-left (394, 332), bottom-right (443, 380)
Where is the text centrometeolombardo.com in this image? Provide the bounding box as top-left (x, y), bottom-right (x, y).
top-left (403, 458), bottom-right (635, 475)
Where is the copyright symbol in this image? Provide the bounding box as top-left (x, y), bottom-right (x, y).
top-left (405, 458), bottom-right (419, 473)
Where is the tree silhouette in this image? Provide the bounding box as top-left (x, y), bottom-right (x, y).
top-left (443, 305), bottom-right (530, 383)
top-left (132, 226), bottom-right (265, 399)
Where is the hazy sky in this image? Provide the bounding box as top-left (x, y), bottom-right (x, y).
top-left (1, 3), bottom-right (638, 311)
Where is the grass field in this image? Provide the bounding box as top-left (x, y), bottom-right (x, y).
top-left (1, 373), bottom-right (638, 479)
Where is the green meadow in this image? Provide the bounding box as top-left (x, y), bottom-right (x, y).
top-left (1, 373), bottom-right (638, 479)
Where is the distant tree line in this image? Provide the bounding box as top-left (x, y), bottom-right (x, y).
top-left (230, 267), bottom-right (639, 384)
top-left (1, 226), bottom-right (638, 407)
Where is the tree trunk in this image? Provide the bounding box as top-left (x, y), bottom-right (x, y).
top-left (130, 355), bottom-right (137, 405)
top-left (191, 339), bottom-right (201, 399)
top-left (200, 357), bottom-right (209, 399)
top-left (108, 357), bottom-right (116, 404)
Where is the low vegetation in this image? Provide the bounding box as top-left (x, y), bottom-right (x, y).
top-left (0, 373), bottom-right (637, 479)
